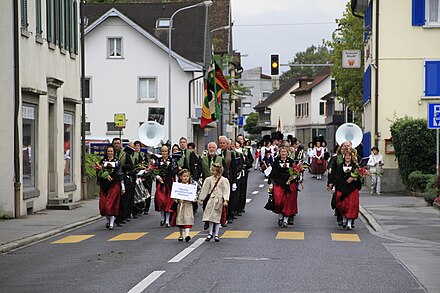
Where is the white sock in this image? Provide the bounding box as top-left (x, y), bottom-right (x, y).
top-left (214, 224), bottom-right (220, 237)
top-left (179, 228), bottom-right (183, 237)
top-left (208, 222), bottom-right (214, 235)
top-left (160, 211), bottom-right (165, 220)
top-left (165, 212), bottom-right (171, 224)
top-left (283, 216), bottom-right (289, 224)
top-left (184, 228), bottom-right (190, 237)
top-left (347, 219), bottom-right (352, 228)
top-left (343, 215), bottom-right (347, 224)
top-left (110, 216), bottom-right (115, 227)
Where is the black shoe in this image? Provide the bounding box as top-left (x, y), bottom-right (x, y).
top-left (233, 216), bottom-right (237, 219)
top-left (278, 219), bottom-right (283, 227)
top-left (203, 222), bottom-right (209, 230)
top-left (105, 223), bottom-right (110, 229)
top-left (214, 236), bottom-right (220, 242)
top-left (282, 222), bottom-right (288, 228)
top-left (205, 234), bottom-right (213, 242)
top-left (108, 226), bottom-right (114, 230)
top-left (237, 212), bottom-right (242, 216)
top-left (178, 236), bottom-right (184, 242)
top-left (143, 211), bottom-right (149, 215)
top-left (125, 218), bottom-right (131, 222)
top-left (160, 220), bottom-right (165, 227)
top-left (227, 219), bottom-right (233, 224)
top-left (288, 216), bottom-right (294, 225)
top-left (115, 222), bottom-right (122, 227)
top-left (241, 210), bottom-right (245, 213)
top-left (185, 236), bottom-right (191, 242)
top-left (132, 215), bottom-right (138, 219)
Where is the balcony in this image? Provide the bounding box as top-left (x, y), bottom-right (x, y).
top-left (325, 110), bottom-right (345, 125)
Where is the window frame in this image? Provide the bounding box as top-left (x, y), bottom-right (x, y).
top-left (319, 101), bottom-right (326, 116)
top-left (107, 37), bottom-right (123, 59)
top-left (137, 77), bottom-right (158, 102)
top-left (426, 0), bottom-right (440, 26)
top-left (84, 77), bottom-right (92, 102)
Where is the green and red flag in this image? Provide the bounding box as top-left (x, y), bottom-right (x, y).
top-left (201, 59), bottom-right (230, 128)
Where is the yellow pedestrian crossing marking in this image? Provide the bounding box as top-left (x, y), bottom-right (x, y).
top-left (51, 235), bottom-right (95, 244)
top-left (164, 231), bottom-right (200, 240)
top-left (331, 233), bottom-right (361, 242)
top-left (108, 232), bottom-right (148, 241)
top-left (221, 230), bottom-right (252, 239)
top-left (276, 232), bottom-right (305, 240)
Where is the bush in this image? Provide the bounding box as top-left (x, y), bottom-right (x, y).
top-left (85, 153), bottom-right (101, 180)
top-left (390, 117), bottom-right (436, 188)
top-left (424, 191), bottom-right (438, 205)
top-left (407, 171), bottom-right (436, 192)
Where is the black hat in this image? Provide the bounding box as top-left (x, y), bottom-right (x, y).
top-left (371, 146), bottom-right (379, 151)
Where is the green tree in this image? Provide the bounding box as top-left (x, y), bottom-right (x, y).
top-left (243, 112), bottom-right (261, 135)
top-left (326, 3), bottom-right (364, 120)
top-left (280, 44), bottom-right (332, 83)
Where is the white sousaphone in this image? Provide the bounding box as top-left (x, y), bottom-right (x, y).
top-left (335, 123), bottom-right (363, 148)
top-left (138, 121), bottom-right (164, 147)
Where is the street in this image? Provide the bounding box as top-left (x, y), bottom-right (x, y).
top-left (0, 171), bottom-right (428, 292)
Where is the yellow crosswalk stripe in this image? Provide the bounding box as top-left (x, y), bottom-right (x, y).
top-left (51, 235), bottom-right (95, 244)
top-left (276, 231), bottom-right (305, 240)
top-left (108, 232), bottom-right (149, 241)
top-left (331, 233), bottom-right (361, 242)
top-left (164, 231), bottom-right (200, 240)
top-left (221, 230), bottom-right (252, 239)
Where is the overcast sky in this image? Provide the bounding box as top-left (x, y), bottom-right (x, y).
top-left (231, 0), bottom-right (349, 75)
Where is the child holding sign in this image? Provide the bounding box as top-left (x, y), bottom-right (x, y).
top-left (174, 169), bottom-right (196, 242)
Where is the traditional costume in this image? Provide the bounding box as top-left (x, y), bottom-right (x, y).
top-left (269, 156), bottom-right (298, 228)
top-left (155, 155), bottom-right (178, 226)
top-left (312, 146), bottom-right (326, 179)
top-left (334, 161), bottom-right (362, 229)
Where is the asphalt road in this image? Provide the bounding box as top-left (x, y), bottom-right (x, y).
top-left (0, 170), bottom-right (427, 293)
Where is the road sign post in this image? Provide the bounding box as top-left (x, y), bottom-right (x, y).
top-left (114, 113), bottom-right (126, 140)
top-left (427, 104), bottom-right (440, 175)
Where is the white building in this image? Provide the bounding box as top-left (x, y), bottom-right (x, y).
top-left (291, 68), bottom-right (332, 144)
top-left (0, 0), bottom-right (82, 217)
top-left (254, 77), bottom-right (299, 137)
top-left (354, 0), bottom-right (440, 191)
top-left (237, 67), bottom-right (272, 132)
top-left (83, 4), bottom-right (207, 149)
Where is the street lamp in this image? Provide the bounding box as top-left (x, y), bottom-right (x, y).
top-left (168, 0), bottom-right (212, 144)
top-left (210, 25), bottom-right (230, 33)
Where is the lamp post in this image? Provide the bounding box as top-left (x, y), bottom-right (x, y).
top-left (168, 1), bottom-right (212, 144)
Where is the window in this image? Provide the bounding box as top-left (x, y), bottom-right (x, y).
top-left (428, 0), bottom-right (440, 24)
top-left (22, 104), bottom-right (37, 188)
top-left (108, 37), bottom-right (122, 58)
top-left (64, 112), bottom-right (74, 183)
top-left (84, 77), bottom-right (91, 102)
top-left (305, 103), bottom-right (309, 117)
top-left (156, 18), bottom-right (170, 28)
top-left (319, 101), bottom-right (325, 116)
top-left (107, 122), bottom-right (121, 132)
top-left (425, 60), bottom-right (440, 96)
top-left (262, 92), bottom-right (271, 99)
top-left (138, 78), bottom-right (157, 102)
top-left (296, 104), bottom-right (300, 118)
top-left (85, 122), bottom-right (90, 132)
top-left (21, 0), bottom-right (28, 29)
top-left (36, 0), bottom-right (42, 35)
top-left (243, 102), bottom-right (251, 108)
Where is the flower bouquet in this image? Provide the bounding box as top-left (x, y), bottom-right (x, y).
top-left (286, 162), bottom-right (306, 185)
top-left (350, 166), bottom-right (369, 180)
top-left (144, 161), bottom-right (160, 179)
top-left (98, 161), bottom-right (116, 180)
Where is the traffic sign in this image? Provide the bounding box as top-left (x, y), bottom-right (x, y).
top-left (114, 113), bottom-right (126, 128)
top-left (237, 116), bottom-right (244, 127)
top-left (427, 103), bottom-right (440, 129)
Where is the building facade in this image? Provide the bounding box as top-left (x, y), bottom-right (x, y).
top-left (0, 0), bottom-right (82, 217)
top-left (358, 0), bottom-right (440, 191)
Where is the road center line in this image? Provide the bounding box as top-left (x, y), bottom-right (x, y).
top-left (258, 184), bottom-right (264, 188)
top-left (127, 270), bottom-right (165, 293)
top-left (252, 191), bottom-right (259, 195)
top-left (246, 198), bottom-right (252, 203)
top-left (168, 238), bottom-right (205, 263)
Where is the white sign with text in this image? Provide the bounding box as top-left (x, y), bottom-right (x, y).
top-left (342, 50), bottom-right (361, 68)
top-left (171, 182), bottom-right (197, 201)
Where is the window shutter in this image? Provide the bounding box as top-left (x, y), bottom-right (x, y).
top-left (54, 0), bottom-right (59, 44)
top-left (21, 0), bottom-right (28, 28)
top-left (425, 61), bottom-right (440, 96)
top-left (363, 65), bottom-right (371, 104)
top-left (47, 0), bottom-right (52, 42)
top-left (362, 132), bottom-right (371, 157)
top-left (412, 0), bottom-right (426, 26)
top-left (36, 0), bottom-right (42, 34)
top-left (73, 1), bottom-right (78, 54)
top-left (59, 0), bottom-right (63, 48)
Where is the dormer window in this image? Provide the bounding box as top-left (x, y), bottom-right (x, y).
top-left (156, 18), bottom-right (170, 28)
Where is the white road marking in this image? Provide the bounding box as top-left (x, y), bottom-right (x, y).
top-left (127, 270), bottom-right (165, 293)
top-left (168, 238), bottom-right (205, 263)
top-left (264, 179), bottom-right (268, 182)
top-left (259, 184), bottom-right (264, 188)
top-left (252, 191), bottom-right (259, 195)
top-left (246, 199), bottom-right (252, 203)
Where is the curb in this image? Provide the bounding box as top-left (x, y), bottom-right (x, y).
top-left (359, 205), bottom-right (384, 232)
top-left (0, 215), bottom-right (102, 254)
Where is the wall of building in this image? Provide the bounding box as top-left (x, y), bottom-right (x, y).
top-left (270, 83), bottom-right (299, 136)
top-left (85, 16), bottom-right (200, 144)
top-left (0, 1), bottom-right (16, 217)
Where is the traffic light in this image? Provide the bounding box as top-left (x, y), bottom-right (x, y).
top-left (271, 54), bottom-right (279, 76)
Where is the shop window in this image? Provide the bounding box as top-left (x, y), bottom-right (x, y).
top-left (64, 112), bottom-right (74, 183)
top-left (23, 104), bottom-right (37, 188)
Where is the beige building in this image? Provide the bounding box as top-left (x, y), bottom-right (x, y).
top-left (357, 0), bottom-right (440, 191)
top-left (0, 0), bottom-right (81, 217)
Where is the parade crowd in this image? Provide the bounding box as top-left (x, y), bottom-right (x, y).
top-left (95, 132), bottom-right (385, 240)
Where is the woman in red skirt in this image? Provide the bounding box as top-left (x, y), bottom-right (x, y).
top-left (334, 148), bottom-right (362, 230)
top-left (155, 145), bottom-right (178, 227)
top-left (312, 140), bottom-right (326, 180)
top-left (269, 147), bottom-right (298, 228)
top-left (96, 145), bottom-right (124, 230)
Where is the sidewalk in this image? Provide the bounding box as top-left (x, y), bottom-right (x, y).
top-left (0, 199), bottom-right (101, 253)
top-left (359, 191), bottom-right (440, 293)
